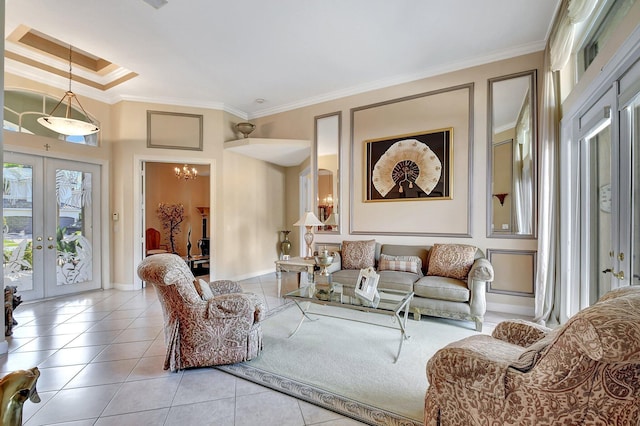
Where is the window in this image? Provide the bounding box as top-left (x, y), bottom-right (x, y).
top-left (578, 0), bottom-right (636, 77)
top-left (3, 89), bottom-right (99, 146)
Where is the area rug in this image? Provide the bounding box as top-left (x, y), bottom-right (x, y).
top-left (218, 302), bottom-right (483, 425)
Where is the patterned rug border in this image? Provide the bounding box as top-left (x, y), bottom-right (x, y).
top-left (217, 301), bottom-right (421, 426)
top-left (216, 363), bottom-right (421, 426)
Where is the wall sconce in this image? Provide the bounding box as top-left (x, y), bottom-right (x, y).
top-left (493, 193), bottom-right (509, 206)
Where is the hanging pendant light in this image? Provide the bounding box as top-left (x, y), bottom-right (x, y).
top-left (37, 44), bottom-right (100, 136)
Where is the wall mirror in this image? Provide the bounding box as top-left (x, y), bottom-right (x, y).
top-left (314, 112), bottom-right (341, 234)
top-left (487, 70), bottom-right (537, 238)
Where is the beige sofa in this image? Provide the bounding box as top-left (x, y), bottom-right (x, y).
top-left (328, 242), bottom-right (494, 331)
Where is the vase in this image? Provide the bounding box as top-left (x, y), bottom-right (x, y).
top-left (280, 230), bottom-right (291, 259)
top-left (186, 227), bottom-right (192, 258)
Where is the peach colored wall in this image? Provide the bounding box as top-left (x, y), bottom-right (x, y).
top-left (4, 51), bottom-right (545, 312)
top-left (145, 162), bottom-right (210, 255)
top-left (251, 51), bottom-right (545, 314)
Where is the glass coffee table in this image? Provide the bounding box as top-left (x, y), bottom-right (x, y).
top-left (284, 283), bottom-right (414, 363)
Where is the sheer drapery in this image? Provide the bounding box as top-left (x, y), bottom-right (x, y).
top-left (514, 102), bottom-right (533, 234)
top-left (549, 0), bottom-right (598, 71)
top-left (534, 47), bottom-right (561, 326)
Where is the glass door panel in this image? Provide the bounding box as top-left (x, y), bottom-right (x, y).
top-left (3, 154), bottom-right (44, 300)
top-left (2, 154), bottom-right (101, 300)
top-left (45, 159), bottom-right (101, 297)
top-left (631, 97), bottom-right (640, 285)
top-left (586, 122), bottom-right (613, 304)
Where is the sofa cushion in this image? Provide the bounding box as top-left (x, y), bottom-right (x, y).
top-left (427, 243), bottom-right (476, 280)
top-left (342, 240), bottom-right (376, 269)
top-left (377, 270), bottom-right (418, 292)
top-left (414, 276), bottom-right (470, 302)
top-left (331, 268), bottom-right (362, 286)
top-left (378, 253), bottom-right (423, 275)
top-left (380, 245), bottom-right (429, 274)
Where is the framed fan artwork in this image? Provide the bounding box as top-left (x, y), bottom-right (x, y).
top-left (365, 128), bottom-right (452, 201)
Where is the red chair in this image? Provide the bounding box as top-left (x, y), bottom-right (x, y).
top-left (145, 228), bottom-right (169, 256)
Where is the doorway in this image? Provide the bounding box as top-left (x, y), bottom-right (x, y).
top-left (141, 161), bottom-right (210, 275)
top-left (3, 152), bottom-right (102, 301)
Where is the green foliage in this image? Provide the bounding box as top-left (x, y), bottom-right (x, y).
top-left (57, 227), bottom-right (79, 255)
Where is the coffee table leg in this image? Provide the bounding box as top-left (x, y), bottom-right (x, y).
top-left (289, 300), bottom-right (317, 338)
top-left (392, 298), bottom-right (413, 363)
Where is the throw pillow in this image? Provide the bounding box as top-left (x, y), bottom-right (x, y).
top-left (378, 253), bottom-right (423, 275)
top-left (341, 240), bottom-right (376, 269)
top-left (427, 243), bottom-right (477, 280)
top-left (193, 278), bottom-right (215, 300)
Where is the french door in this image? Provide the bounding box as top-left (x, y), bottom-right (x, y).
top-left (3, 153), bottom-right (101, 301)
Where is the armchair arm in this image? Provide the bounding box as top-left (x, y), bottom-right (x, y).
top-left (326, 252), bottom-right (341, 273)
top-left (206, 293), bottom-right (261, 322)
top-left (208, 280), bottom-right (243, 296)
top-left (492, 319), bottom-right (552, 347)
top-left (427, 335), bottom-right (523, 399)
top-left (468, 258), bottom-right (494, 282)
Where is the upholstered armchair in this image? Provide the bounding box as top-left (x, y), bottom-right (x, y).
top-left (424, 286), bottom-right (640, 425)
top-left (137, 253), bottom-right (265, 372)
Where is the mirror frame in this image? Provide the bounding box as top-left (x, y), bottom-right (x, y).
top-left (314, 111), bottom-right (342, 234)
top-left (487, 69), bottom-right (537, 239)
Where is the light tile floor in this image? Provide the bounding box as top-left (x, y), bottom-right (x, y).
top-left (3, 273), bottom-right (527, 425)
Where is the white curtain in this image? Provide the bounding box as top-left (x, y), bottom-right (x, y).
top-left (514, 102), bottom-right (533, 234)
top-left (534, 46), bottom-right (562, 326)
top-left (550, 0), bottom-right (598, 71)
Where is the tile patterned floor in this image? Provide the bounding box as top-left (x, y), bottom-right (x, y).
top-left (3, 273), bottom-right (526, 425)
top-left (4, 273), bottom-right (368, 426)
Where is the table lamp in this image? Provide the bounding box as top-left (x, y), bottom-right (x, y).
top-left (293, 211), bottom-right (324, 259)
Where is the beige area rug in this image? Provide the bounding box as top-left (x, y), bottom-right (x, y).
top-left (218, 302), bottom-right (483, 425)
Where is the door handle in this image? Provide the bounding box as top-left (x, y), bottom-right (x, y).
top-left (48, 245), bottom-right (55, 250)
top-left (602, 268), bottom-right (625, 280)
top-left (613, 270), bottom-right (624, 280)
top-left (35, 245), bottom-right (43, 250)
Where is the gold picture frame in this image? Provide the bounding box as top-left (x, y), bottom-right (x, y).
top-left (365, 128), bottom-right (452, 201)
top-left (147, 110), bottom-right (203, 151)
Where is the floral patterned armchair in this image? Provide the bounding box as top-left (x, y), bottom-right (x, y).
top-left (425, 286), bottom-right (640, 425)
top-left (137, 253), bottom-right (264, 371)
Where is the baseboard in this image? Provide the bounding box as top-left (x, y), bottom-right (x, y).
top-left (113, 282), bottom-right (136, 291)
top-left (230, 268), bottom-right (275, 282)
top-left (486, 302), bottom-right (535, 317)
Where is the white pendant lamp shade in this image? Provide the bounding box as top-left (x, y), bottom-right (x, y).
top-left (38, 114), bottom-right (100, 136)
top-left (38, 45), bottom-right (100, 137)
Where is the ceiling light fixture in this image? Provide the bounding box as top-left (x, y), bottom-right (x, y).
top-left (175, 164), bottom-right (198, 181)
top-left (37, 44), bottom-right (100, 136)
top-left (143, 0), bottom-right (168, 9)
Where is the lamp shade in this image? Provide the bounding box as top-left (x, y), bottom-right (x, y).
top-left (37, 115), bottom-right (99, 136)
top-left (324, 212), bottom-right (339, 226)
top-left (293, 211), bottom-right (323, 227)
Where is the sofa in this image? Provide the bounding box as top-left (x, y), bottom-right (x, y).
top-left (137, 253), bottom-right (265, 371)
top-left (326, 241), bottom-right (494, 331)
top-left (424, 286), bottom-right (640, 425)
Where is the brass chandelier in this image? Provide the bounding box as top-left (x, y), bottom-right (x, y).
top-left (175, 164), bottom-right (198, 180)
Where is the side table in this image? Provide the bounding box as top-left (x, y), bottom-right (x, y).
top-left (275, 257), bottom-right (315, 297)
top-left (183, 255), bottom-right (210, 275)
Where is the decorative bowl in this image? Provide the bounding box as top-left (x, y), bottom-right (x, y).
top-left (235, 122), bottom-right (256, 138)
